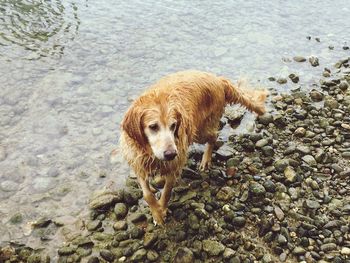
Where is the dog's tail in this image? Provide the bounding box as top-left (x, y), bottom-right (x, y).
top-left (221, 77), bottom-right (267, 115)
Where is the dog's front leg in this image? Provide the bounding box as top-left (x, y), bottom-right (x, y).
top-left (137, 176), bottom-right (165, 225)
top-left (159, 174), bottom-right (176, 217)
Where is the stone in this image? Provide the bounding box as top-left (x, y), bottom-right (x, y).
top-left (89, 189), bottom-right (123, 210)
top-left (174, 247), bottom-right (194, 263)
top-left (292, 246), bottom-right (306, 255)
top-left (255, 139), bottom-right (269, 148)
top-left (324, 98), bottom-right (339, 109)
top-left (100, 249), bottom-right (115, 262)
top-left (216, 186), bottom-right (235, 201)
top-left (232, 217), bottom-right (246, 227)
top-left (341, 247), bottom-right (350, 255)
top-left (277, 78), bottom-right (287, 84)
top-left (249, 182), bottom-right (266, 196)
top-left (320, 243), bottom-right (337, 252)
top-left (258, 113), bottom-right (273, 125)
top-left (129, 213), bottom-right (147, 223)
top-left (146, 250), bottom-right (159, 262)
top-left (302, 155), bottom-right (317, 166)
top-left (274, 159), bottom-right (289, 172)
top-left (215, 144), bottom-right (234, 160)
top-left (274, 206), bottom-right (285, 221)
top-left (86, 220), bottom-right (102, 231)
top-left (113, 221), bottom-right (127, 231)
top-left (293, 56), bottom-right (306, 62)
top-left (294, 127), bottom-right (306, 137)
top-left (339, 81), bottom-right (349, 91)
top-left (284, 166), bottom-right (297, 184)
top-left (143, 232), bottom-right (158, 248)
top-left (58, 246), bottom-right (76, 256)
top-left (114, 203), bottom-right (128, 219)
top-left (309, 56), bottom-right (319, 67)
top-left (202, 240), bottom-right (225, 256)
top-left (304, 199), bottom-right (320, 210)
top-left (130, 249), bottom-right (147, 261)
top-left (223, 248), bottom-right (235, 259)
top-left (289, 73), bottom-right (299, 83)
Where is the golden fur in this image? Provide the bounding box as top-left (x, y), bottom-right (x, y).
top-left (119, 70), bottom-right (267, 224)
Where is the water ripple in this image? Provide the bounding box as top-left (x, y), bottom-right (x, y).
top-left (0, 0), bottom-right (80, 60)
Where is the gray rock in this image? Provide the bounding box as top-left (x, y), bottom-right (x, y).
top-left (309, 89), bottom-right (324, 102)
top-left (100, 250), bottom-right (115, 262)
top-left (129, 213), bottom-right (147, 223)
top-left (146, 250), bottom-right (159, 262)
top-left (292, 246), bottom-right (306, 255)
top-left (277, 234), bottom-right (287, 245)
top-left (113, 221), bottom-right (127, 231)
top-left (215, 144), bottom-right (234, 160)
top-left (258, 113), bottom-right (273, 125)
top-left (304, 199), bottom-right (320, 210)
top-left (296, 145), bottom-right (311, 155)
top-left (293, 56), bottom-right (306, 62)
top-left (255, 139), bottom-right (268, 148)
top-left (341, 247), bottom-right (350, 255)
top-left (174, 247), bottom-right (194, 263)
top-left (143, 232), bottom-right (158, 248)
top-left (232, 217), bottom-right (246, 227)
top-left (89, 189), bottom-right (123, 210)
top-left (302, 155), bottom-right (317, 166)
top-left (284, 166), bottom-right (297, 184)
top-left (274, 159), bottom-right (289, 172)
top-left (274, 206), bottom-right (285, 221)
top-left (216, 186), bottom-right (235, 201)
top-left (339, 81), bottom-right (349, 91)
top-left (320, 243), bottom-right (337, 252)
top-left (130, 249), bottom-right (147, 261)
top-left (294, 127), bottom-right (306, 137)
top-left (179, 191), bottom-right (197, 203)
top-left (58, 246), bottom-right (76, 256)
top-left (114, 203), bottom-right (128, 219)
top-left (86, 220), bottom-right (102, 231)
top-left (249, 182), bottom-right (266, 196)
top-left (202, 240), bottom-right (225, 256)
top-left (0, 180), bottom-right (19, 192)
top-left (289, 73), bottom-right (299, 83)
top-left (324, 98), bottom-right (339, 109)
top-left (262, 146), bottom-right (274, 156)
top-left (309, 56), bottom-right (319, 67)
top-left (277, 78), bottom-right (287, 84)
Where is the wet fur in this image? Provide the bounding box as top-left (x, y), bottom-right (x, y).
top-left (119, 70), bottom-right (267, 224)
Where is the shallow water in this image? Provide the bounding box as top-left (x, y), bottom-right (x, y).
top-left (0, 0), bottom-right (349, 252)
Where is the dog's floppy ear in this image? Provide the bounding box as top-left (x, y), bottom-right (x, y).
top-left (174, 107), bottom-right (193, 144)
top-left (121, 104), bottom-right (147, 147)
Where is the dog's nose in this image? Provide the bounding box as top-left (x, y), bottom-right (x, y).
top-left (163, 150), bottom-right (177, 160)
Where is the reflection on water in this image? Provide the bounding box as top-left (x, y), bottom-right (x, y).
top-left (0, 0), bottom-right (80, 60)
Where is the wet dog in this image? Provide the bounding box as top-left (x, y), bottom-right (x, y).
top-left (119, 70), bottom-right (267, 224)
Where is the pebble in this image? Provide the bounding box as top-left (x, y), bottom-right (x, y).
top-left (293, 56), bottom-right (306, 62)
top-left (255, 139), bottom-right (269, 148)
top-left (129, 213), bottom-right (147, 223)
top-left (114, 203), bottom-right (128, 219)
top-left (174, 247), bottom-right (194, 263)
top-left (309, 56), bottom-right (319, 67)
top-left (294, 127), bottom-right (306, 137)
top-left (304, 199), bottom-right (320, 210)
top-left (284, 166), bottom-right (297, 184)
top-left (274, 206), bottom-right (285, 221)
top-left (143, 232), bottom-right (158, 248)
top-left (113, 221), bottom-right (127, 231)
top-left (302, 155), bottom-right (317, 166)
top-left (289, 73), bottom-right (299, 83)
top-left (249, 182), bottom-right (266, 196)
top-left (146, 250), bottom-right (159, 261)
top-left (258, 113), bottom-right (273, 125)
top-left (277, 78), bottom-right (287, 84)
top-left (216, 186), bottom-right (235, 201)
top-left (341, 247), bottom-right (350, 255)
top-left (202, 240), bottom-right (225, 256)
top-left (320, 243), bottom-right (337, 252)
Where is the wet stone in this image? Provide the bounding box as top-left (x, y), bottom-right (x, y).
top-left (304, 199), bottom-right (320, 210)
top-left (202, 240), bottom-right (225, 256)
top-left (302, 155), bottom-right (317, 166)
top-left (320, 243), bottom-right (337, 252)
top-left (216, 186), bottom-right (235, 201)
top-left (100, 250), bottom-right (115, 262)
top-left (114, 203), bottom-right (128, 219)
top-left (232, 216), bottom-right (246, 227)
top-left (324, 98), bottom-right (339, 109)
top-left (284, 166), bottom-right (297, 184)
top-left (339, 81), bottom-right (349, 91)
top-left (130, 248), bottom-right (147, 261)
top-left (258, 113), bottom-right (273, 125)
top-left (215, 144), bottom-right (234, 160)
top-left (58, 246), bottom-right (76, 256)
top-left (87, 256), bottom-right (100, 263)
top-left (309, 56), bottom-right (319, 67)
top-left (277, 78), bottom-right (287, 84)
top-left (293, 56), bottom-right (306, 62)
top-left (274, 159), bottom-right (289, 172)
top-left (86, 220), bottom-right (102, 231)
top-left (293, 246), bottom-right (306, 255)
top-left (274, 206), bottom-right (285, 221)
top-left (249, 182), bottom-right (266, 196)
top-left (341, 247), bottom-right (350, 255)
top-left (89, 189), bottom-right (123, 210)
top-left (174, 247), bottom-right (194, 263)
top-left (146, 250), bottom-right (159, 262)
top-left (262, 146), bottom-right (274, 156)
top-left (289, 73), bottom-right (299, 83)
top-left (129, 213), bottom-right (147, 223)
top-left (113, 221), bottom-right (127, 231)
top-left (255, 139), bottom-right (268, 148)
top-left (223, 248), bottom-right (235, 259)
top-left (143, 232), bottom-right (158, 248)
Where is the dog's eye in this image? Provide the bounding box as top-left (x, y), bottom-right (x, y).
top-left (170, 122), bottom-right (177, 131)
top-left (149, 123), bottom-right (159, 132)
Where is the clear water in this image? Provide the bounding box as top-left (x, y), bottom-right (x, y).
top-left (0, 0), bottom-right (349, 251)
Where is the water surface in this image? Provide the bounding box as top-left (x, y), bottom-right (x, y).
top-left (0, 0), bottom-right (349, 253)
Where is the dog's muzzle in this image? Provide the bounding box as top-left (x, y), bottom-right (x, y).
top-left (163, 149), bottom-right (177, 161)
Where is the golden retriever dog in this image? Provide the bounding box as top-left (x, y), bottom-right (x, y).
top-left (119, 70), bottom-right (267, 225)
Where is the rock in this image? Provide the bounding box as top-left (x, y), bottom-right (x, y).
top-left (294, 127), bottom-right (306, 137)
top-left (216, 186), bottom-right (235, 201)
top-left (232, 217), bottom-right (246, 227)
top-left (296, 145), bottom-right (311, 155)
top-left (58, 246), bottom-right (76, 256)
top-left (277, 78), bottom-right (287, 84)
top-left (87, 257), bottom-right (100, 263)
top-left (86, 220), bottom-right (102, 231)
top-left (302, 155), bottom-right (317, 166)
top-left (113, 221), bottom-right (127, 231)
top-left (143, 232), bottom-right (158, 248)
top-left (277, 234), bottom-right (287, 245)
top-left (255, 139), bottom-right (269, 148)
top-left (146, 250), bottom-right (159, 262)
top-left (284, 166), bottom-right (297, 184)
top-left (274, 206), bottom-right (285, 221)
top-left (324, 98), bottom-right (339, 109)
top-left (124, 188), bottom-right (142, 205)
top-left (320, 243), bottom-right (337, 252)
top-left (215, 144), bottom-right (234, 160)
top-left (249, 182), bottom-right (266, 196)
top-left (130, 249), bottom-right (147, 261)
top-left (274, 159), bottom-right (289, 172)
top-left (292, 246), bottom-right (306, 255)
top-left (341, 247), bottom-right (350, 255)
top-left (289, 73), bottom-right (299, 83)
top-left (114, 203), bottom-right (128, 219)
top-left (174, 247), bottom-right (194, 263)
top-left (303, 199), bottom-right (320, 210)
top-left (258, 113), bottom-right (273, 125)
top-left (273, 114), bottom-right (287, 128)
top-left (223, 248), bottom-right (235, 259)
top-left (182, 168), bottom-right (201, 180)
top-left (100, 249), bottom-right (115, 262)
top-left (263, 180), bottom-right (276, 193)
top-left (262, 146), bottom-right (274, 157)
top-left (179, 191), bottom-right (197, 203)
top-left (339, 81), bottom-right (349, 91)
top-left (89, 189), bottom-right (123, 210)
top-left (129, 213), bottom-right (147, 223)
top-left (309, 56), bottom-right (319, 67)
top-left (202, 240), bottom-right (225, 256)
top-left (293, 56), bottom-right (306, 62)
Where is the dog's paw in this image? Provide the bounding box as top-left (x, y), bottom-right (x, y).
top-left (150, 207), bottom-right (167, 226)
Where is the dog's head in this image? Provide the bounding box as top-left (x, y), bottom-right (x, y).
top-left (121, 95), bottom-right (189, 161)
